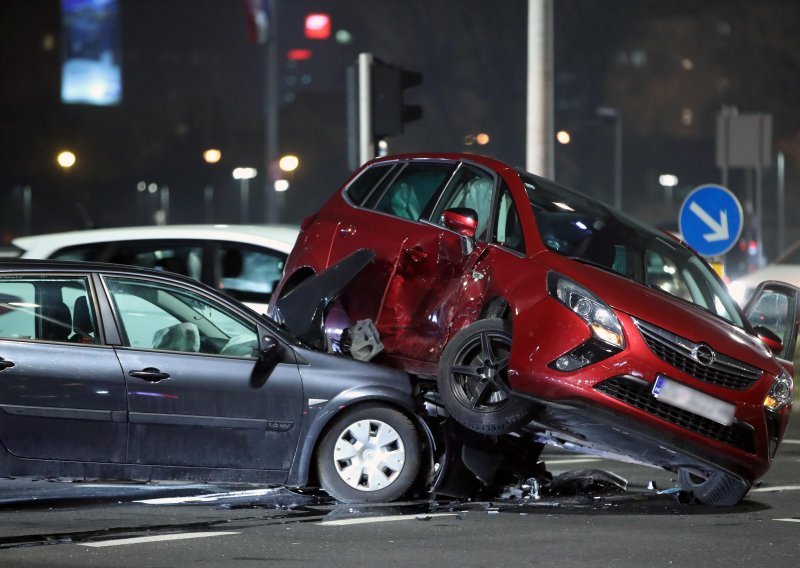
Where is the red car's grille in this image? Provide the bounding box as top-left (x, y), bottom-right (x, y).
top-left (595, 376), bottom-right (756, 454)
top-left (634, 319), bottom-right (763, 390)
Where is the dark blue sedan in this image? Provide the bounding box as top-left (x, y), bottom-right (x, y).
top-left (0, 260), bottom-right (428, 503)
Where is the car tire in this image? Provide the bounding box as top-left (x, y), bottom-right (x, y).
top-left (437, 318), bottom-right (533, 434)
top-left (677, 468), bottom-right (750, 506)
top-left (316, 405), bottom-right (421, 503)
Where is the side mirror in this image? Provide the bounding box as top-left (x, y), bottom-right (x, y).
top-left (251, 332), bottom-right (284, 387)
top-left (753, 324), bottom-right (783, 354)
top-left (442, 208), bottom-right (478, 239)
top-left (258, 335), bottom-right (281, 370)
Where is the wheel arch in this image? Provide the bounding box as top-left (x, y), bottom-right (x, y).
top-left (285, 389), bottom-right (434, 489)
top-left (279, 266), bottom-right (316, 297)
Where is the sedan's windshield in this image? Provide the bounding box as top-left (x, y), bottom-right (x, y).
top-left (520, 172), bottom-right (745, 328)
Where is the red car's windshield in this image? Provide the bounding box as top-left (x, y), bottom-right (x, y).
top-left (520, 172), bottom-right (745, 328)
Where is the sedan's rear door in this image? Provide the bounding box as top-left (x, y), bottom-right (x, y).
top-left (0, 273), bottom-right (127, 462)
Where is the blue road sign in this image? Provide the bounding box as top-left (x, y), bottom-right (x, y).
top-left (678, 184), bottom-right (743, 257)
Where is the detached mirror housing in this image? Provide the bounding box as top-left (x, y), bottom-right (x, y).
top-left (442, 208), bottom-right (478, 239)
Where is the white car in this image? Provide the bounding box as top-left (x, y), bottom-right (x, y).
top-left (729, 241), bottom-right (800, 307)
top-left (12, 224), bottom-right (299, 314)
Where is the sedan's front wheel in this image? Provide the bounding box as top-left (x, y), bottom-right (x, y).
top-left (316, 405), bottom-right (421, 503)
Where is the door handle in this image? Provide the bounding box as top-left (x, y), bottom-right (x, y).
top-left (129, 367), bottom-right (170, 382)
top-left (404, 246), bottom-right (429, 263)
top-left (338, 224), bottom-right (357, 237)
top-left (0, 358), bottom-right (15, 370)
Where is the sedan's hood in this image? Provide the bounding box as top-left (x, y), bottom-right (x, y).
top-left (273, 248), bottom-right (375, 350)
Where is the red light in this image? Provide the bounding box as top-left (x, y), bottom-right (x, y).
top-left (287, 49), bottom-right (312, 61)
top-left (304, 13), bottom-right (331, 39)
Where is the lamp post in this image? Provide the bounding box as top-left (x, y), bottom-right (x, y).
top-left (596, 107), bottom-right (623, 210)
top-left (658, 174), bottom-right (679, 209)
top-left (202, 148), bottom-right (222, 223)
top-left (232, 167), bottom-right (257, 224)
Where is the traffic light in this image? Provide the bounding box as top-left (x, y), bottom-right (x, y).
top-left (371, 58), bottom-right (423, 138)
top-left (347, 53), bottom-right (424, 169)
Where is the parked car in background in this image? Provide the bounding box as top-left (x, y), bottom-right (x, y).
top-left (271, 152), bottom-right (799, 505)
top-left (729, 239), bottom-right (800, 307)
top-left (0, 259), bottom-right (428, 503)
top-left (11, 224), bottom-right (299, 314)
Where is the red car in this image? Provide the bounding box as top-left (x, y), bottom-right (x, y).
top-left (271, 152), bottom-right (798, 505)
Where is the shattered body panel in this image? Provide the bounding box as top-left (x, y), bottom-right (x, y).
top-left (271, 152), bottom-right (799, 505)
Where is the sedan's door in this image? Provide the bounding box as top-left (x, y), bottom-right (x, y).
top-left (0, 273), bottom-right (127, 462)
top-left (103, 275), bottom-right (303, 473)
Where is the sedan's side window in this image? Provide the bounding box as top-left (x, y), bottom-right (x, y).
top-left (373, 163), bottom-right (455, 221)
top-left (54, 243), bottom-right (203, 281)
top-left (0, 276), bottom-right (98, 344)
top-left (105, 277), bottom-right (258, 358)
top-left (216, 246), bottom-right (287, 305)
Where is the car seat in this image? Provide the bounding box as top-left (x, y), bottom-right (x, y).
top-left (40, 301), bottom-right (71, 342)
top-left (70, 296), bottom-right (96, 343)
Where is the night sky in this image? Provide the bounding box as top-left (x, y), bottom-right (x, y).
top-left (2, 0), bottom-right (799, 260)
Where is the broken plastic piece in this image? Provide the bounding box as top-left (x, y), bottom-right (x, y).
top-left (545, 469), bottom-right (628, 497)
top-left (343, 319), bottom-right (384, 361)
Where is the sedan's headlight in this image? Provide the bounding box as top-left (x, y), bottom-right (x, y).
top-left (547, 273), bottom-right (625, 349)
top-left (764, 369), bottom-right (793, 411)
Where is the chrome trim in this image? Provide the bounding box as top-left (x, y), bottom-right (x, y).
top-left (633, 318), bottom-right (763, 389)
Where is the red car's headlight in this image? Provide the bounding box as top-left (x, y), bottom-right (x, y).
top-left (547, 272), bottom-right (625, 349)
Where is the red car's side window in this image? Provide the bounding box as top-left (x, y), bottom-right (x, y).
top-left (493, 185), bottom-right (526, 254)
top-left (374, 163), bottom-right (454, 222)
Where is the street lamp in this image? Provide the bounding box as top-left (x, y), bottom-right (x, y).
top-left (56, 150), bottom-right (77, 170)
top-left (658, 174), bottom-right (679, 208)
top-left (596, 107), bottom-right (623, 210)
top-left (203, 148), bottom-right (222, 164)
top-left (278, 154), bottom-right (299, 173)
top-left (232, 167), bottom-right (257, 224)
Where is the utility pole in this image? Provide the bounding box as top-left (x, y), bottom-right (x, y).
top-left (264, 1), bottom-right (279, 223)
top-left (526, 0), bottom-right (554, 179)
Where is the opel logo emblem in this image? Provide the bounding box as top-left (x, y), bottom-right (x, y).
top-left (693, 344), bottom-right (716, 366)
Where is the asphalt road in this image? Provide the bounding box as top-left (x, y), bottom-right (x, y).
top-left (2, 421), bottom-right (800, 567)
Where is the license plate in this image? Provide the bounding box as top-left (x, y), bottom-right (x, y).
top-left (652, 376), bottom-right (736, 426)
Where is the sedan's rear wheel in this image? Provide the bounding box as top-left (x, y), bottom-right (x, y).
top-left (437, 318), bottom-right (532, 434)
top-left (316, 405), bottom-right (421, 503)
top-left (677, 468), bottom-right (750, 506)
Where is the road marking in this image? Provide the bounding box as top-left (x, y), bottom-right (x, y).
top-left (544, 457), bottom-right (603, 465)
top-left (751, 485), bottom-right (800, 493)
top-left (135, 488), bottom-right (275, 504)
top-left (781, 439), bottom-right (800, 444)
top-left (319, 513), bottom-right (461, 526)
top-left (80, 531), bottom-right (239, 548)
top-left (774, 519), bottom-right (800, 523)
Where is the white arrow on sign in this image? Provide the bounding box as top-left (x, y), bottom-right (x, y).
top-left (689, 201), bottom-right (729, 242)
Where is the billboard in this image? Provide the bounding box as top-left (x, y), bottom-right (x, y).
top-left (61, 0), bottom-right (121, 106)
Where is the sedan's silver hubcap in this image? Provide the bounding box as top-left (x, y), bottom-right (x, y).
top-left (333, 419), bottom-right (405, 492)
